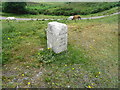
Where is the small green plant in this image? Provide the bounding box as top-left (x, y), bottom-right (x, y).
top-left (37, 48), bottom-right (57, 64)
top-left (45, 77), bottom-right (52, 82)
top-left (37, 45), bottom-right (88, 64)
top-left (2, 15), bottom-right (118, 88)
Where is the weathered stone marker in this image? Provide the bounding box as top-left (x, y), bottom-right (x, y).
top-left (47, 21), bottom-right (68, 53)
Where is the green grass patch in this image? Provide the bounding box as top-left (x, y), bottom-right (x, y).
top-left (1, 7), bottom-right (118, 21)
top-left (2, 20), bottom-right (47, 64)
top-left (1, 2), bottom-right (119, 17)
top-left (37, 45), bottom-right (88, 64)
top-left (2, 15), bottom-right (118, 88)
top-left (25, 2), bottom-right (119, 15)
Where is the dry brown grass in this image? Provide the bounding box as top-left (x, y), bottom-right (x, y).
top-left (68, 20), bottom-right (118, 87)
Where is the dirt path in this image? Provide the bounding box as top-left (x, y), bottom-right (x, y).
top-left (0, 12), bottom-right (120, 21)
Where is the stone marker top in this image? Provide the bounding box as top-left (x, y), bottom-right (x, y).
top-left (47, 21), bottom-right (67, 36)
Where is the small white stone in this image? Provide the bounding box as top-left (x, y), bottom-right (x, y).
top-left (67, 85), bottom-right (70, 88)
top-left (39, 48), bottom-right (44, 51)
top-left (36, 72), bottom-right (42, 77)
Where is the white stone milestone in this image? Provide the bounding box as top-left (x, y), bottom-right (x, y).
top-left (47, 21), bottom-right (68, 53)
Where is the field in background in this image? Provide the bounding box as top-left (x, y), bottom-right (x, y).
top-left (26, 2), bottom-right (119, 15)
top-left (2, 14), bottom-right (118, 88)
top-left (1, 2), bottom-right (119, 17)
top-left (1, 6), bottom-right (118, 20)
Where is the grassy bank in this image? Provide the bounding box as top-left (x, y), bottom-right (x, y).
top-left (1, 6), bottom-right (118, 20)
top-left (2, 15), bottom-right (118, 88)
top-left (26, 2), bottom-right (119, 15)
top-left (1, 2), bottom-right (119, 17)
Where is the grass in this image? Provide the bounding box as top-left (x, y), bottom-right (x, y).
top-left (1, 6), bottom-right (118, 21)
top-left (1, 12), bottom-right (67, 19)
top-left (37, 45), bottom-right (88, 64)
top-left (25, 2), bottom-right (119, 15)
top-left (1, 2), bottom-right (119, 19)
top-left (2, 14), bottom-right (118, 88)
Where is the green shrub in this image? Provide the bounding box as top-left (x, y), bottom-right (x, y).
top-left (37, 45), bottom-right (88, 64)
top-left (4, 2), bottom-right (117, 16)
top-left (27, 9), bottom-right (39, 15)
top-left (3, 2), bottom-right (27, 14)
top-left (3, 2), bottom-right (119, 16)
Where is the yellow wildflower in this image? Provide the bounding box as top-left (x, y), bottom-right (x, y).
top-left (38, 53), bottom-right (40, 55)
top-left (22, 74), bottom-right (24, 76)
top-left (28, 82), bottom-right (31, 85)
top-left (98, 72), bottom-right (101, 74)
top-left (8, 38), bottom-right (10, 39)
top-left (48, 48), bottom-right (50, 50)
top-left (65, 64), bottom-right (67, 66)
top-left (88, 85), bottom-right (92, 88)
top-left (72, 68), bottom-right (75, 70)
top-left (95, 75), bottom-right (98, 78)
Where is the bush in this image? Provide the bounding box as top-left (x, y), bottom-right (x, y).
top-left (27, 9), bottom-right (39, 15)
top-left (38, 9), bottom-right (44, 14)
top-left (10, 2), bottom-right (119, 16)
top-left (3, 2), bottom-right (27, 14)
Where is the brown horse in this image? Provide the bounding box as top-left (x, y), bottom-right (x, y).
top-left (72, 15), bottom-right (81, 20)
